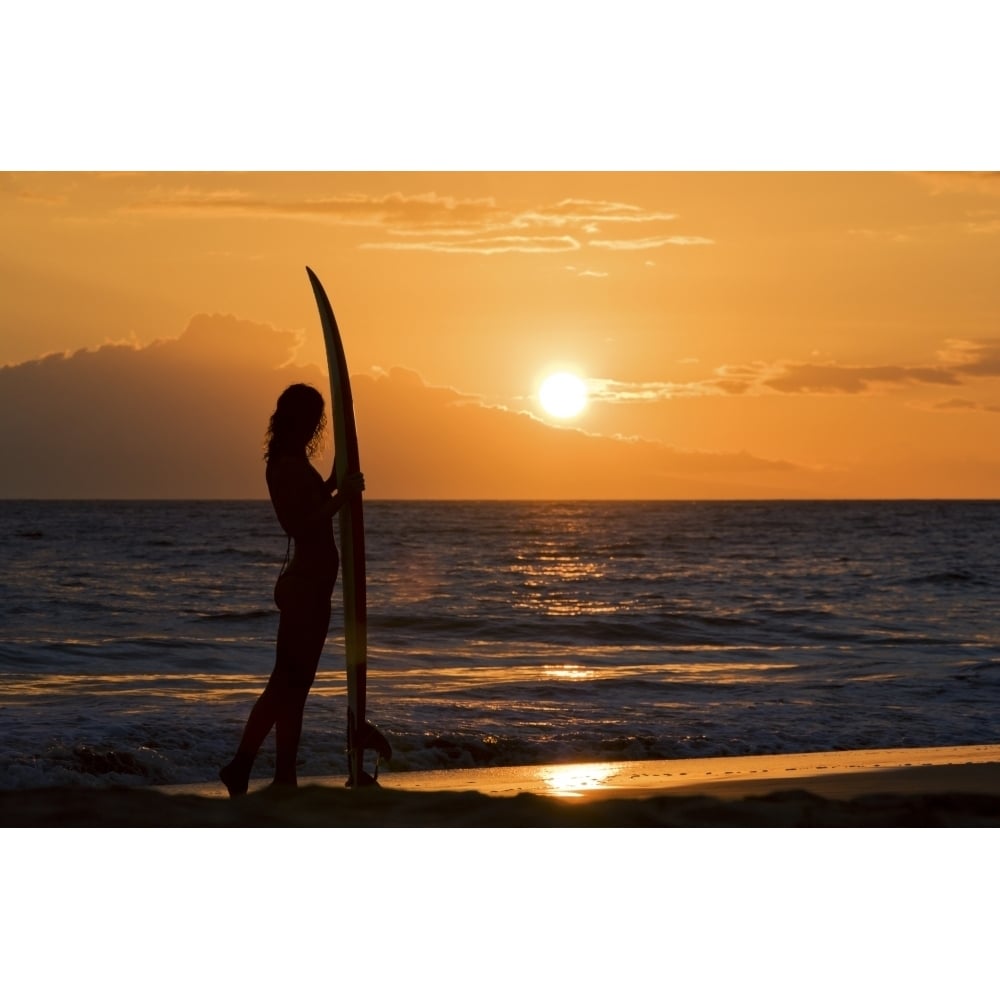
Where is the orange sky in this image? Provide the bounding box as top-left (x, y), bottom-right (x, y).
top-left (2, 171), bottom-right (999, 499)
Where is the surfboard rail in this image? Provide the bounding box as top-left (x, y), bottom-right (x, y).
top-left (306, 267), bottom-right (369, 788)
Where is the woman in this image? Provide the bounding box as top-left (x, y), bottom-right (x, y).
top-left (220, 383), bottom-right (364, 796)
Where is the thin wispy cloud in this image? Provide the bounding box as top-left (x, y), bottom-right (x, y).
top-left (589, 235), bottom-right (714, 250)
top-left (361, 235), bottom-right (581, 254)
top-left (565, 265), bottom-right (609, 278)
top-left (126, 190), bottom-right (503, 227)
top-left (587, 377), bottom-right (726, 402)
top-left (515, 199), bottom-right (677, 228)
top-left (123, 187), bottom-right (712, 259)
top-left (928, 397), bottom-right (1000, 414)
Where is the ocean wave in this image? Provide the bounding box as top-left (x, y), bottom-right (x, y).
top-left (192, 609), bottom-right (275, 623)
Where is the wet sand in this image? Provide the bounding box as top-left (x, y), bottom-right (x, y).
top-left (3, 744), bottom-right (999, 826)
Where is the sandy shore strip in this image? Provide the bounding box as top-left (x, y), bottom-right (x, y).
top-left (378, 743), bottom-right (1000, 800)
top-left (2, 744), bottom-right (999, 826)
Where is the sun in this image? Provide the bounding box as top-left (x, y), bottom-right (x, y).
top-left (539, 372), bottom-right (588, 419)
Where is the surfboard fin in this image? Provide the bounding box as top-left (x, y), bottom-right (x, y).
top-left (345, 720), bottom-right (392, 787)
top-left (362, 719), bottom-right (392, 762)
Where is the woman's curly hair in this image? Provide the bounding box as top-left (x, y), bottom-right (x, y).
top-left (264, 383), bottom-right (327, 461)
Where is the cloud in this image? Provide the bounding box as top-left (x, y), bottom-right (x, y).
top-left (932, 398), bottom-right (979, 411)
top-left (123, 184), bottom-right (712, 258)
top-left (0, 320), bottom-right (813, 500)
top-left (127, 190), bottom-right (676, 230)
top-left (564, 265), bottom-right (609, 277)
top-left (929, 397), bottom-right (1000, 414)
top-left (589, 235), bottom-right (714, 250)
top-left (514, 199), bottom-right (677, 228)
top-left (763, 363), bottom-right (961, 394)
top-left (947, 338), bottom-right (1000, 377)
top-left (126, 189), bottom-right (504, 229)
top-left (588, 377), bottom-right (720, 402)
top-left (360, 235), bottom-right (581, 255)
top-left (13, 319), bottom-right (996, 500)
top-left (0, 316), bottom-right (314, 498)
top-left (588, 340), bottom-right (1000, 404)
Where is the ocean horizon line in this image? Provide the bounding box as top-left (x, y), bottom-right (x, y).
top-left (4, 496), bottom-right (1000, 504)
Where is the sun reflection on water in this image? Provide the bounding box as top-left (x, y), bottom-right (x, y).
top-left (508, 546), bottom-right (618, 617)
top-left (541, 664), bottom-right (598, 682)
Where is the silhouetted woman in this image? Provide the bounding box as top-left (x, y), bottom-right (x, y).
top-left (220, 383), bottom-right (364, 796)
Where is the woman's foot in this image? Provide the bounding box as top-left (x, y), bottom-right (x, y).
top-left (219, 753), bottom-right (254, 797)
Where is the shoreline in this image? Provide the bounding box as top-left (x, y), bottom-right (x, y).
top-left (4, 744), bottom-right (1000, 826)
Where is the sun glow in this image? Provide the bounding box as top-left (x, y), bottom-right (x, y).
top-left (539, 762), bottom-right (624, 797)
top-left (539, 372), bottom-right (588, 419)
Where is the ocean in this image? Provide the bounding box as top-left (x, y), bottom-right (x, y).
top-left (1, 500), bottom-right (998, 790)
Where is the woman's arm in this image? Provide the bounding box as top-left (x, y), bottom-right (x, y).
top-left (317, 472), bottom-right (365, 520)
top-left (269, 458), bottom-right (364, 535)
top-left (323, 456), bottom-right (363, 511)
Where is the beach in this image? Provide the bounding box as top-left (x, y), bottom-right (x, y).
top-left (4, 744), bottom-right (999, 826)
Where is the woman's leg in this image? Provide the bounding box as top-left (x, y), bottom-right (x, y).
top-left (221, 576), bottom-right (332, 797)
top-left (220, 594), bottom-right (329, 795)
top-left (272, 597), bottom-right (331, 786)
top-left (219, 673), bottom-right (282, 796)
top-left (219, 669), bottom-right (284, 795)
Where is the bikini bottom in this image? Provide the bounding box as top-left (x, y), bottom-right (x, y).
top-left (273, 569), bottom-right (335, 612)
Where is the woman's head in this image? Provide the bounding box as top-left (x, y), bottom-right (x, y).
top-left (265, 383), bottom-right (327, 460)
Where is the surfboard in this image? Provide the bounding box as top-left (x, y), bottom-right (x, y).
top-left (306, 267), bottom-right (390, 787)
